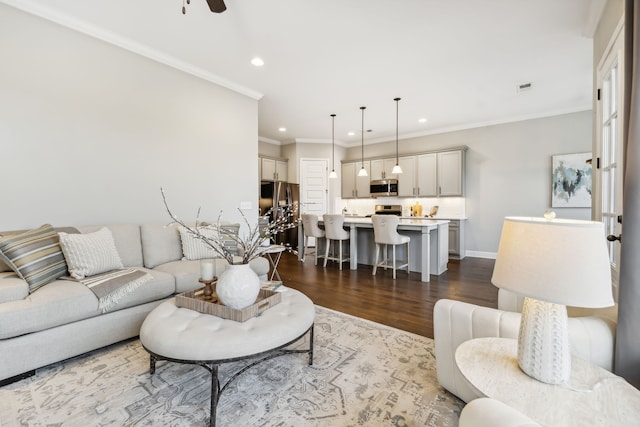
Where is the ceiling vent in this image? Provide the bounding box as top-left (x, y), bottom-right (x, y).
top-left (517, 82), bottom-right (533, 93)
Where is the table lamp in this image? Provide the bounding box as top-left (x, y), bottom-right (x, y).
top-left (491, 216), bottom-right (614, 384)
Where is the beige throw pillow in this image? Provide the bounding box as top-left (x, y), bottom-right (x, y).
top-left (178, 226), bottom-right (219, 260)
top-left (59, 227), bottom-right (124, 279)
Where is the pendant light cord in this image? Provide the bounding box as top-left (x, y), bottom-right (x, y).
top-left (361, 106), bottom-right (366, 163)
top-left (331, 114), bottom-right (336, 172)
top-left (395, 97), bottom-right (400, 164)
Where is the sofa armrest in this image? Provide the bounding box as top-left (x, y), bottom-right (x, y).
top-left (459, 398), bottom-right (541, 427)
top-left (0, 272), bottom-right (29, 303)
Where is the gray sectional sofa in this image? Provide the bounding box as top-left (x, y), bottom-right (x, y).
top-left (0, 223), bottom-right (269, 385)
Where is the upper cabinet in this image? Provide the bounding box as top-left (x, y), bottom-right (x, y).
top-left (437, 150), bottom-right (464, 196)
top-left (342, 161), bottom-right (371, 198)
top-left (370, 158), bottom-right (399, 180)
top-left (260, 157), bottom-right (288, 182)
top-left (392, 149), bottom-right (465, 197)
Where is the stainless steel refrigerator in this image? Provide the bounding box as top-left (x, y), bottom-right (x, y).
top-left (259, 181), bottom-right (299, 250)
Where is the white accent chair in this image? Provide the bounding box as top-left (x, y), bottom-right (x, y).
top-left (322, 214), bottom-right (350, 270)
top-left (433, 289), bottom-right (617, 403)
top-left (300, 214), bottom-right (325, 265)
top-left (371, 215), bottom-right (410, 279)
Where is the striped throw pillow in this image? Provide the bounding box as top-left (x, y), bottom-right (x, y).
top-left (0, 224), bottom-right (69, 293)
top-left (58, 227), bottom-right (124, 279)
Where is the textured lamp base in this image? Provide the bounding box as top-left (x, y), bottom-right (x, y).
top-left (518, 297), bottom-right (571, 384)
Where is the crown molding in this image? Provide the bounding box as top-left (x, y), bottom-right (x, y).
top-left (1, 0), bottom-right (263, 101)
top-left (336, 105), bottom-right (593, 147)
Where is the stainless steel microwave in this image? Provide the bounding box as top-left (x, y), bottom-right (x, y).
top-left (370, 179), bottom-right (398, 197)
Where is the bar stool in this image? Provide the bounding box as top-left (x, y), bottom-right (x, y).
top-left (371, 214), bottom-right (410, 279)
top-left (301, 214), bottom-right (325, 265)
top-left (323, 214), bottom-right (350, 270)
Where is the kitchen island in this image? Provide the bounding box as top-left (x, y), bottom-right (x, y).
top-left (299, 217), bottom-right (449, 282)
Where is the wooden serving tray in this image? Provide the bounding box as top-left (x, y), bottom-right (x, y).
top-left (175, 287), bottom-right (282, 322)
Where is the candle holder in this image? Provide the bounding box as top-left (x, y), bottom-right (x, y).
top-left (199, 277), bottom-right (218, 301)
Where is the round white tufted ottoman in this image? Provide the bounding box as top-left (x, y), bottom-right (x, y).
top-left (139, 288), bottom-right (315, 427)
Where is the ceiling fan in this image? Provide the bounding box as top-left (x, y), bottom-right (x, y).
top-left (182, 0), bottom-right (227, 14)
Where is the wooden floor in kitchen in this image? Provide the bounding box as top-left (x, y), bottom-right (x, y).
top-left (274, 251), bottom-right (498, 339)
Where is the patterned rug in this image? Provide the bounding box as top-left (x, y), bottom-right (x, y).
top-left (0, 306), bottom-right (463, 427)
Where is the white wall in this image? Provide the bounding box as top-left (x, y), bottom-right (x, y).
top-left (345, 111), bottom-right (593, 256)
top-left (0, 5), bottom-right (259, 230)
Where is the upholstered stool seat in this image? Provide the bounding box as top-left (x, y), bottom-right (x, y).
top-left (139, 289), bottom-right (315, 426)
top-left (322, 214), bottom-right (350, 270)
top-left (301, 213), bottom-right (325, 265)
top-left (371, 214), bottom-right (410, 279)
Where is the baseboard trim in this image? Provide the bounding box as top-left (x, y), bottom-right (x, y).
top-left (465, 250), bottom-right (497, 259)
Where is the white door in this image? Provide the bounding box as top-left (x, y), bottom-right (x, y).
top-left (300, 159), bottom-right (328, 246)
top-left (596, 25), bottom-right (624, 300)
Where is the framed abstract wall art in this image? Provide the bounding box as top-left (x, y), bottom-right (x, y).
top-left (551, 152), bottom-right (592, 208)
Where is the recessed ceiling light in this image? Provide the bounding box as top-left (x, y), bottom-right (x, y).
top-left (347, 131), bottom-right (355, 136)
top-left (278, 127), bottom-right (287, 132)
top-left (251, 57), bottom-right (264, 67)
top-left (418, 118), bottom-right (428, 123)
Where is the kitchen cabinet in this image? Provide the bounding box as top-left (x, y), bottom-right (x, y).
top-left (437, 150), bottom-right (464, 196)
top-left (397, 150), bottom-right (464, 197)
top-left (341, 161), bottom-right (371, 198)
top-left (397, 156), bottom-right (418, 196)
top-left (370, 158), bottom-right (399, 180)
top-left (416, 154), bottom-right (437, 196)
top-left (448, 219), bottom-right (466, 259)
top-left (261, 157), bottom-right (288, 182)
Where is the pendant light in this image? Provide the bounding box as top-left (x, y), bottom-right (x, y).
top-left (329, 114), bottom-right (337, 179)
top-left (391, 97), bottom-right (403, 174)
top-left (358, 106), bottom-right (368, 177)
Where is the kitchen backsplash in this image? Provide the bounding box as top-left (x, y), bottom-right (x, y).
top-left (336, 197), bottom-right (466, 218)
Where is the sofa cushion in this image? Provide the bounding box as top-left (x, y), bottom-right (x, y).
top-left (0, 269), bottom-right (175, 340)
top-left (77, 224), bottom-right (144, 267)
top-left (59, 227), bottom-right (124, 279)
top-left (141, 224), bottom-right (184, 269)
top-left (0, 279), bottom-right (99, 339)
top-left (0, 272), bottom-right (29, 303)
top-left (154, 257), bottom-right (270, 294)
top-left (0, 224), bottom-right (69, 293)
top-left (154, 259), bottom-right (226, 294)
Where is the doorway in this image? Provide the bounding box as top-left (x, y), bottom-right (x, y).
top-left (300, 158), bottom-right (329, 246)
top-left (596, 23), bottom-right (625, 300)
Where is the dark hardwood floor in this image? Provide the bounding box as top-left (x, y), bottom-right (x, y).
top-left (274, 251), bottom-right (498, 339)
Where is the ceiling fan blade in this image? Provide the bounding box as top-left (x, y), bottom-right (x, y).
top-left (206, 0), bottom-right (227, 13)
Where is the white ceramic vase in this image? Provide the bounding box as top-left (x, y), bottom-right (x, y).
top-left (216, 263), bottom-right (261, 310)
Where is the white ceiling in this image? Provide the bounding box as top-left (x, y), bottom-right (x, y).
top-left (4, 0), bottom-right (604, 147)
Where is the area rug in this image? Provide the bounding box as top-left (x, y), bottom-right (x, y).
top-left (0, 306), bottom-right (463, 427)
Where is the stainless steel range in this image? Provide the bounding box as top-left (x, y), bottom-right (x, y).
top-left (371, 204), bottom-right (402, 216)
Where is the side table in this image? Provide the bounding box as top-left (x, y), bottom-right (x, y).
top-left (261, 244), bottom-right (286, 281)
top-left (455, 337), bottom-right (640, 426)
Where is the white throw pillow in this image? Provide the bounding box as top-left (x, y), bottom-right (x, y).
top-left (59, 227), bottom-right (124, 279)
top-left (178, 226), bottom-right (219, 260)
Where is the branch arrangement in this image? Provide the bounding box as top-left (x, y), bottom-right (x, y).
top-left (161, 188), bottom-right (299, 265)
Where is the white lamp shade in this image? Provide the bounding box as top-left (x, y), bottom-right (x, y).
top-left (358, 167), bottom-right (368, 177)
top-left (391, 164), bottom-right (403, 174)
top-left (491, 217), bottom-right (614, 308)
top-left (329, 170), bottom-right (337, 179)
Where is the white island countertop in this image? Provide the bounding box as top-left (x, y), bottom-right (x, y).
top-left (340, 217), bottom-right (449, 227)
top-left (306, 216), bottom-right (450, 282)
